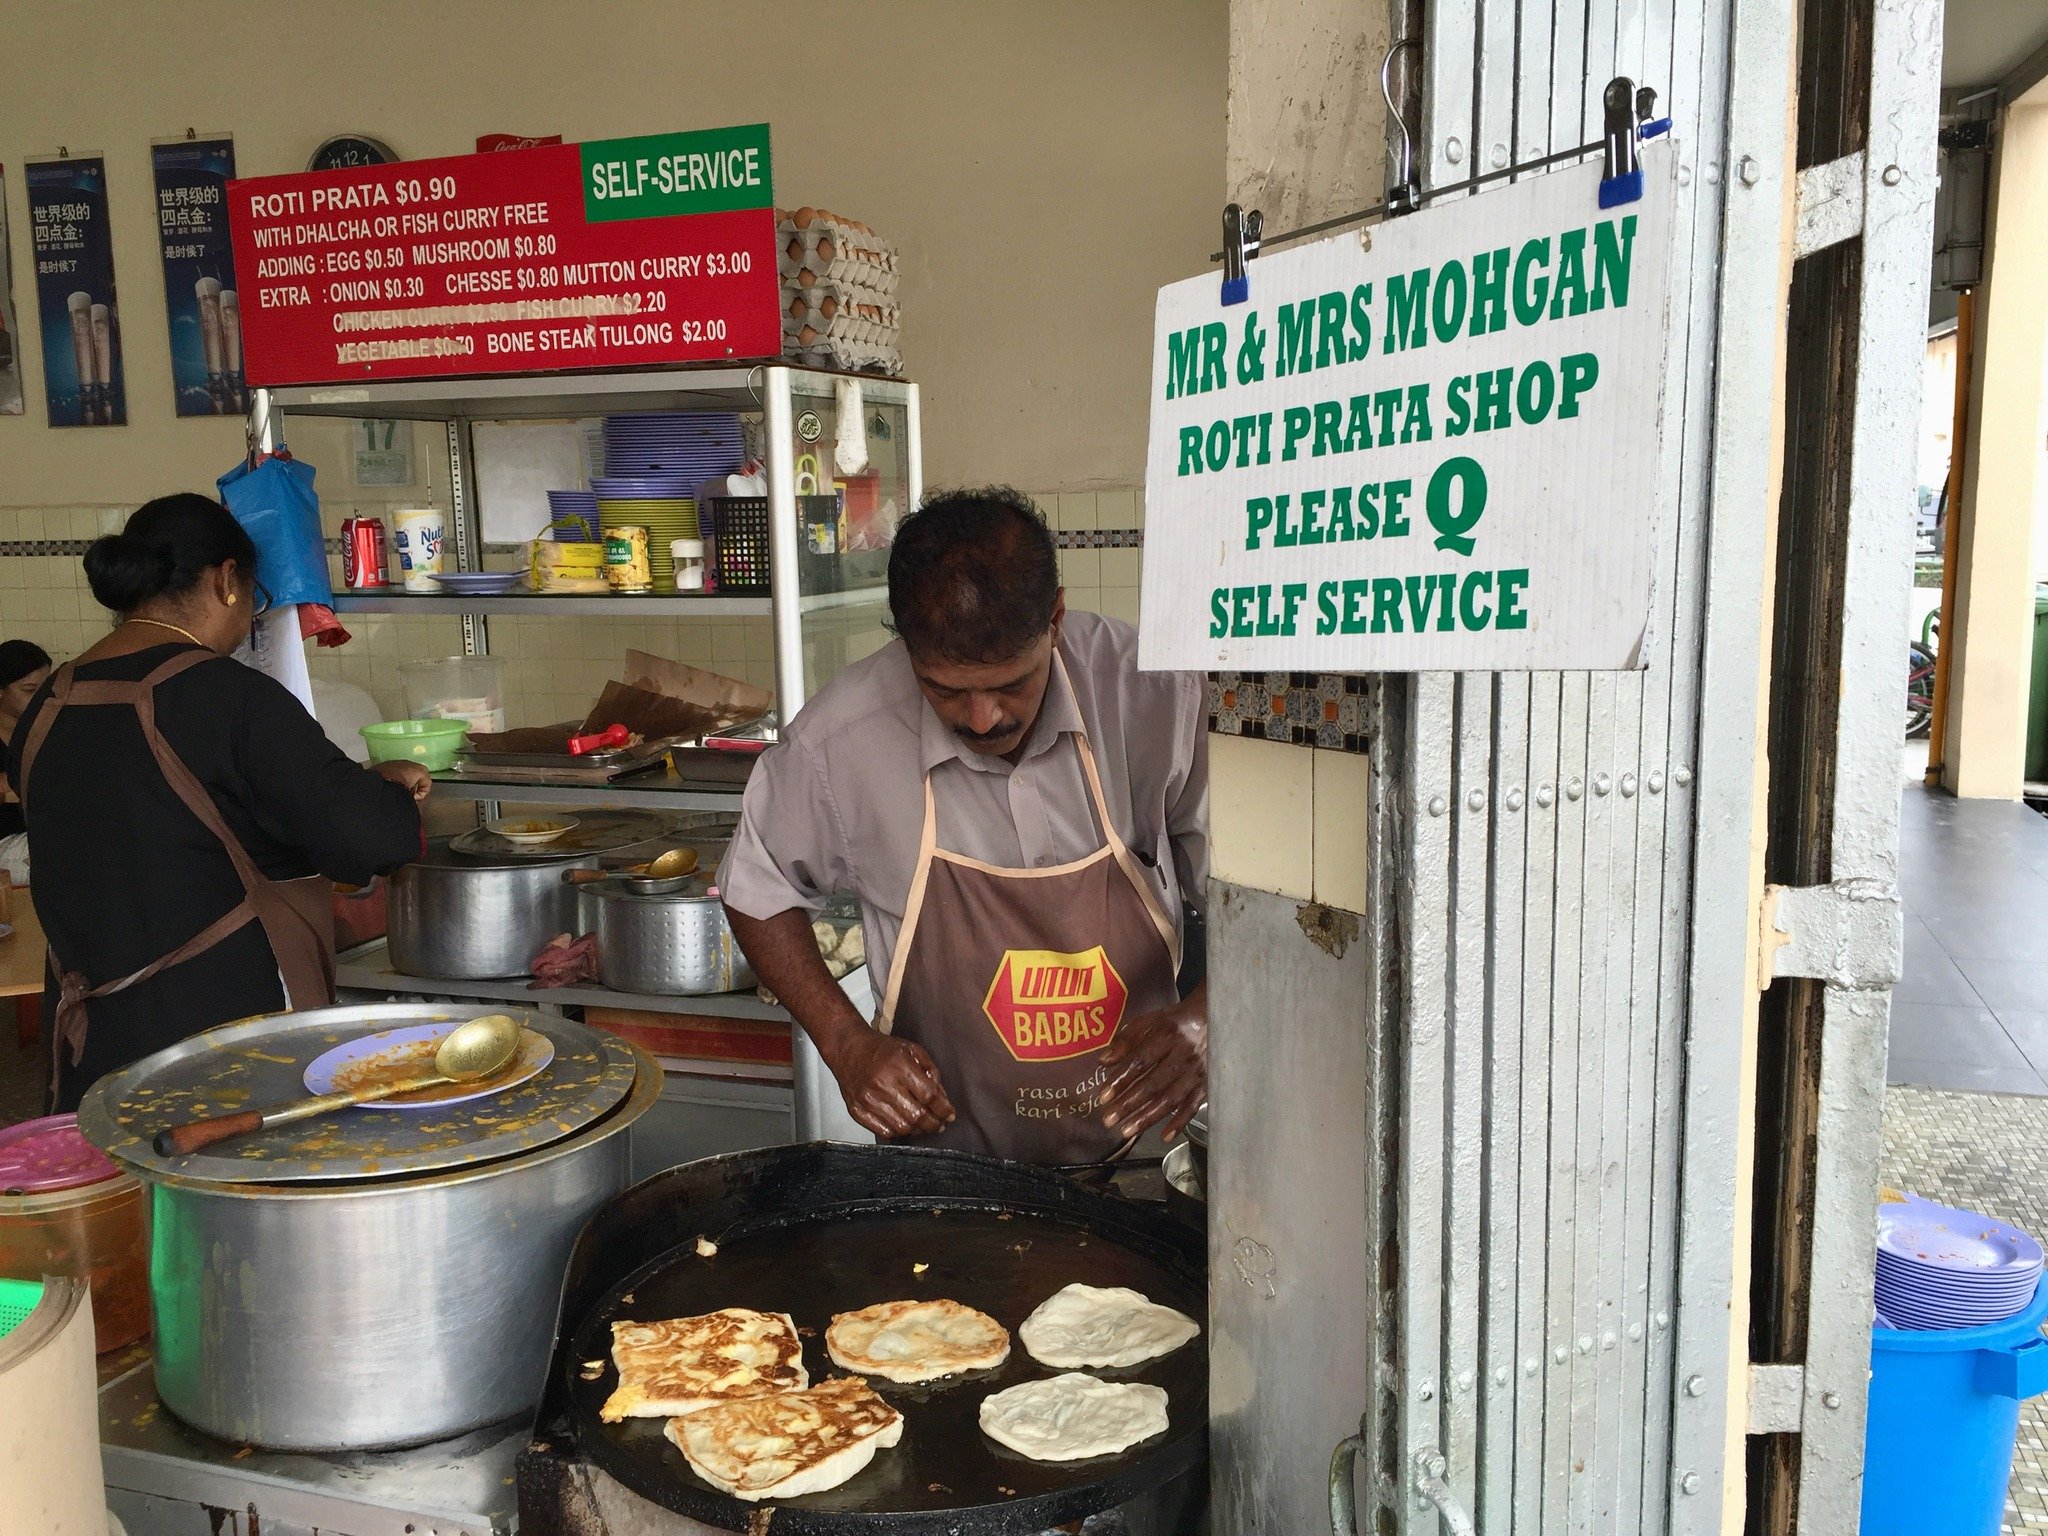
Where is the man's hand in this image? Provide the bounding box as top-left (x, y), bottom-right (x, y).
top-left (1099, 982), bottom-right (1207, 1142)
top-left (820, 1028), bottom-right (957, 1140)
top-left (370, 759), bottom-right (433, 801)
top-left (725, 904), bottom-right (957, 1141)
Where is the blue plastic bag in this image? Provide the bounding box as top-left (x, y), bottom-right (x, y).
top-left (216, 450), bottom-right (333, 609)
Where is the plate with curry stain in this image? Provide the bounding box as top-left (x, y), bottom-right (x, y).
top-left (302, 1019), bottom-right (556, 1110)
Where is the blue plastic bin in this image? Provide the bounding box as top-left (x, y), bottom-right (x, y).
top-left (1862, 1277), bottom-right (2048, 1534)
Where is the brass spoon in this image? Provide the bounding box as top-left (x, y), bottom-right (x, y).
top-left (646, 846), bottom-right (699, 879)
top-left (153, 1014), bottom-right (525, 1158)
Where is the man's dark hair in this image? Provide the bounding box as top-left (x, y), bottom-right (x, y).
top-left (887, 487), bottom-right (1060, 664)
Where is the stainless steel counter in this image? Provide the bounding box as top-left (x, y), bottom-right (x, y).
top-left (99, 1360), bottom-right (521, 1536)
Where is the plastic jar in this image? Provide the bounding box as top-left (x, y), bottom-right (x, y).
top-left (401, 655), bottom-right (506, 735)
top-left (670, 538), bottom-right (707, 591)
top-left (0, 1116), bottom-right (150, 1353)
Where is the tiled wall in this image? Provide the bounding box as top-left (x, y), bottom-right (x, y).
top-left (0, 476), bottom-right (1145, 730)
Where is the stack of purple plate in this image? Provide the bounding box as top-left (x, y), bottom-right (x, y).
top-left (1874, 1195), bottom-right (2044, 1331)
top-left (602, 412), bottom-right (743, 495)
top-left (546, 489), bottom-right (598, 543)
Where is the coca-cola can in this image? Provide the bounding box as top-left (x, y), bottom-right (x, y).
top-left (341, 516), bottom-right (389, 588)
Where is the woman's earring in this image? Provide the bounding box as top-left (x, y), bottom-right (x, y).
top-left (226, 593), bottom-right (237, 606)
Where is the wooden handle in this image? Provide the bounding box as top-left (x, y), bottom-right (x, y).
top-left (155, 1110), bottom-right (265, 1158)
top-left (563, 869), bottom-right (611, 885)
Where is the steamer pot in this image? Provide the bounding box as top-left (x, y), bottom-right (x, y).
top-left (388, 839), bottom-right (599, 978)
top-left (585, 874), bottom-right (757, 996)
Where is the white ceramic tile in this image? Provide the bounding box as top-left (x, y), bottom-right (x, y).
top-left (1210, 735), bottom-right (1315, 900)
top-left (1059, 549), bottom-right (1101, 589)
top-left (1100, 548), bottom-right (1142, 587)
top-left (1312, 749), bottom-right (1372, 914)
top-left (1097, 587), bottom-right (1142, 626)
top-left (1095, 488), bottom-right (1138, 530)
top-left (1057, 492), bottom-right (1100, 532)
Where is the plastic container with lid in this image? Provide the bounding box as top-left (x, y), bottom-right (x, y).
top-left (402, 655), bottom-right (505, 735)
top-left (0, 1115), bottom-right (150, 1353)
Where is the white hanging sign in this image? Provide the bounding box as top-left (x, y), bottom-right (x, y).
top-left (1139, 143), bottom-right (1676, 673)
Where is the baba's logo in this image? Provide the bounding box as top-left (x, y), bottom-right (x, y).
top-left (981, 946), bottom-right (1128, 1062)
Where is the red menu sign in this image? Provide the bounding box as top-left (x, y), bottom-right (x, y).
top-left (227, 124), bottom-right (781, 386)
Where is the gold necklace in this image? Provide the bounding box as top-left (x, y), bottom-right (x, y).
top-left (126, 618), bottom-right (208, 648)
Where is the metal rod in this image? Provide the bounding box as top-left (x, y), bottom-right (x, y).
top-left (1925, 285), bottom-right (1971, 786)
top-left (1207, 137), bottom-right (1607, 262)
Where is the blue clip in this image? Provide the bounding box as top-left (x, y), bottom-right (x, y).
top-left (1598, 77), bottom-right (1644, 208)
top-left (1221, 204), bottom-right (1262, 307)
top-left (1641, 118), bottom-right (1673, 140)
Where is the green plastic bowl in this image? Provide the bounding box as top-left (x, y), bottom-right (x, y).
top-left (361, 718), bottom-right (470, 770)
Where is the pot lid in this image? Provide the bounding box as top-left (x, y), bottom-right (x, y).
top-left (450, 809), bottom-right (679, 862)
top-left (0, 1114), bottom-right (122, 1195)
top-left (77, 1003), bottom-right (639, 1187)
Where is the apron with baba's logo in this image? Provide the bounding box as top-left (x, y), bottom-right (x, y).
top-left (878, 664), bottom-right (1180, 1164)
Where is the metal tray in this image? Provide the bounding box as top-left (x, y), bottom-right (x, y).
top-left (555, 1144), bottom-right (1208, 1533)
top-left (78, 1002), bottom-right (639, 1186)
top-left (458, 737), bottom-right (682, 772)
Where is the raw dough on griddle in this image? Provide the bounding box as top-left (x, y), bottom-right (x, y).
top-left (666, 1375), bottom-right (904, 1500)
top-left (1017, 1283), bottom-right (1200, 1369)
top-left (826, 1298), bottom-right (1011, 1383)
top-left (599, 1308), bottom-right (806, 1421)
top-left (979, 1373), bottom-right (1169, 1461)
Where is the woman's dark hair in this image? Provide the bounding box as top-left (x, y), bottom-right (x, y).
top-left (83, 493), bottom-right (257, 614)
top-left (0, 639), bottom-right (50, 691)
top-left (887, 487), bottom-right (1060, 664)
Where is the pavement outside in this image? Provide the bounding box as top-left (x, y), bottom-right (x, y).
top-left (1887, 748), bottom-right (2048, 1532)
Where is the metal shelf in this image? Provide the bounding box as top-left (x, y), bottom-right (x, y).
top-left (332, 591), bottom-right (774, 618)
top-left (429, 775), bottom-right (747, 810)
top-left (335, 940), bottom-right (795, 1021)
top-left (265, 363), bottom-right (915, 423)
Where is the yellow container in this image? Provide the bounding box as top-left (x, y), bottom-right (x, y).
top-left (604, 525), bottom-right (653, 592)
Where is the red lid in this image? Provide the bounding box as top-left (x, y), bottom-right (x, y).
top-left (0, 1114), bottom-right (122, 1195)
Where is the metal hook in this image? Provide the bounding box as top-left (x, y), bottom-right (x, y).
top-left (1382, 39), bottom-right (1423, 215)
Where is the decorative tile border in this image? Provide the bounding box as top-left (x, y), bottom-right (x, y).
top-left (1054, 528), bottom-right (1143, 549)
top-left (0, 539), bottom-right (94, 557)
top-left (1209, 671), bottom-right (1372, 753)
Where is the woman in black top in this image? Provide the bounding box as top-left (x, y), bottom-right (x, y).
top-left (8, 494), bottom-right (429, 1111)
top-left (0, 640), bottom-right (52, 856)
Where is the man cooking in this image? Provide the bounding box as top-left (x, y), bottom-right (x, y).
top-left (720, 487), bottom-right (1207, 1164)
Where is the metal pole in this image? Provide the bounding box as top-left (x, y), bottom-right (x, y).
top-left (1924, 286), bottom-right (1972, 787)
top-left (763, 366), bottom-right (805, 717)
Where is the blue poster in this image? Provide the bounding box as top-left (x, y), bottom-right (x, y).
top-left (153, 137), bottom-right (246, 417)
top-left (25, 156), bottom-right (127, 428)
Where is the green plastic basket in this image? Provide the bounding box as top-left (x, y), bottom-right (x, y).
top-left (0, 1276), bottom-right (43, 1341)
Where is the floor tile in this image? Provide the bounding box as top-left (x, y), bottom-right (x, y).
top-left (1885, 1056), bottom-right (2048, 1095)
top-left (1958, 959), bottom-right (2048, 1013)
top-left (1995, 1011), bottom-right (2048, 1077)
top-left (1888, 1002), bottom-right (2031, 1070)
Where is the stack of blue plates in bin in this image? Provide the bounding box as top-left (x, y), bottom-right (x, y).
top-left (546, 489), bottom-right (598, 543)
top-left (1874, 1195), bottom-right (2044, 1330)
top-left (602, 412), bottom-right (744, 497)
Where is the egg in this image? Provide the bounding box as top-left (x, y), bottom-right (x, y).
top-left (787, 294), bottom-right (807, 321)
top-left (797, 267), bottom-right (818, 289)
top-left (818, 295), bottom-right (839, 320)
top-left (793, 206), bottom-right (817, 229)
top-left (817, 236), bottom-right (836, 263)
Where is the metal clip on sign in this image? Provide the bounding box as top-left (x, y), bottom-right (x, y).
top-left (1221, 204), bottom-right (1263, 306)
top-left (1599, 77), bottom-right (1673, 208)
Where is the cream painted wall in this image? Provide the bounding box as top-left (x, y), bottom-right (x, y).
top-left (0, 0), bottom-right (1225, 507)
top-left (1943, 100), bottom-right (2048, 799)
top-left (1208, 0), bottom-right (1387, 914)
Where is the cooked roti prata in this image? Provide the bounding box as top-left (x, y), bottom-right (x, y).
top-left (599, 1308), bottom-right (807, 1422)
top-left (978, 1373), bottom-right (1170, 1461)
top-left (666, 1376), bottom-right (904, 1500)
top-left (826, 1298), bottom-right (1012, 1383)
top-left (1017, 1283), bottom-right (1200, 1369)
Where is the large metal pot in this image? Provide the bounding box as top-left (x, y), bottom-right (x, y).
top-left (585, 874), bottom-right (757, 995)
top-left (387, 838), bottom-right (599, 978)
top-left (79, 1004), bottom-right (658, 1451)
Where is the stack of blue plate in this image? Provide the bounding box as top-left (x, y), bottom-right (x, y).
top-left (1874, 1195), bottom-right (2043, 1330)
top-left (602, 412), bottom-right (743, 498)
top-left (546, 489), bottom-right (598, 543)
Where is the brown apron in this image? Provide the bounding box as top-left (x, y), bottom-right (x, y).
top-left (878, 660), bottom-right (1180, 1163)
top-left (17, 648), bottom-right (335, 1101)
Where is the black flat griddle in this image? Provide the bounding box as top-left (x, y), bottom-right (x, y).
top-left (549, 1144), bottom-right (1207, 1534)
